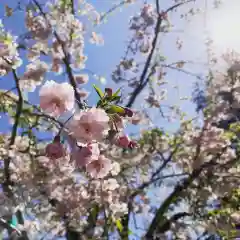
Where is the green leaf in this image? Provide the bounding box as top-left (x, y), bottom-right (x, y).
top-left (113, 88), bottom-right (121, 97)
top-left (107, 88), bottom-right (121, 102)
top-left (106, 95), bottom-right (121, 103)
top-left (110, 95), bottom-right (121, 102)
top-left (93, 84), bottom-right (104, 99)
top-left (115, 219), bottom-right (123, 232)
top-left (107, 105), bottom-right (125, 114)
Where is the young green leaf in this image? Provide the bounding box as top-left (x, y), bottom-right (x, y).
top-left (110, 95), bottom-right (121, 102)
top-left (113, 88), bottom-right (121, 97)
top-left (107, 105), bottom-right (125, 114)
top-left (93, 84), bottom-right (104, 99)
top-left (115, 219), bottom-right (123, 232)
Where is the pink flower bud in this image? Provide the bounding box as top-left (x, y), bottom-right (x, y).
top-left (45, 142), bottom-right (66, 160)
top-left (86, 155), bottom-right (112, 179)
top-left (124, 108), bottom-right (133, 117)
top-left (117, 135), bottom-right (130, 148)
top-left (128, 140), bottom-right (138, 149)
top-left (105, 88), bottom-right (113, 97)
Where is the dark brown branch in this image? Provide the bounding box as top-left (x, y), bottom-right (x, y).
top-left (156, 212), bottom-right (190, 234)
top-left (70, 0), bottom-right (75, 15)
top-left (2, 70), bottom-right (29, 240)
top-left (145, 148), bottom-right (226, 238)
top-left (125, 0), bottom-right (195, 108)
top-left (125, 10), bottom-right (161, 108)
top-left (33, 0), bottom-right (84, 110)
top-left (163, 64), bottom-right (204, 80)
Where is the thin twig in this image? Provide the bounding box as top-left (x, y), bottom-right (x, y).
top-left (33, 0), bottom-right (84, 110)
top-left (125, 0), bottom-right (195, 108)
top-left (99, 1), bottom-right (127, 24)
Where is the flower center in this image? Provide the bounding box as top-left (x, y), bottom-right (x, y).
top-left (93, 160), bottom-right (103, 173)
top-left (50, 97), bottom-right (62, 108)
top-left (82, 123), bottom-right (91, 134)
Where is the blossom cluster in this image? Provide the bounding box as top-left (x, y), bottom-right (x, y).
top-left (112, 3), bottom-right (158, 84)
top-left (39, 80), bottom-right (137, 179)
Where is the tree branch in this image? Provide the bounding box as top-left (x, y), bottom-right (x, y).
top-left (4, 70), bottom-right (23, 186)
top-left (156, 212), bottom-right (190, 234)
top-left (2, 70), bottom-right (30, 239)
top-left (145, 148), bottom-right (226, 238)
top-left (125, 6), bottom-right (162, 108)
top-left (33, 0), bottom-right (84, 110)
top-left (125, 0), bottom-right (195, 108)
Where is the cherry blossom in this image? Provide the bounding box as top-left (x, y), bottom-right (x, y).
top-left (39, 80), bottom-right (75, 117)
top-left (86, 154), bottom-right (112, 179)
top-left (68, 108), bottom-right (109, 143)
top-left (45, 141), bottom-right (66, 161)
top-left (71, 143), bottom-right (100, 167)
top-left (20, 60), bottom-right (48, 91)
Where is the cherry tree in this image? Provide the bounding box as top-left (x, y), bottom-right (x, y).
top-left (0, 0), bottom-right (238, 239)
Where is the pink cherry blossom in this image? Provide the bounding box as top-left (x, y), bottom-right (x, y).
top-left (117, 135), bottom-right (130, 148)
top-left (68, 108), bottom-right (109, 143)
top-left (72, 143), bottom-right (100, 167)
top-left (86, 155), bottom-right (112, 179)
top-left (45, 142), bottom-right (66, 160)
top-left (39, 80), bottom-right (75, 117)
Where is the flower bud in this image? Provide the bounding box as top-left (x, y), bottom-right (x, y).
top-left (117, 135), bottom-right (130, 148)
top-left (45, 141), bottom-right (66, 160)
top-left (128, 140), bottom-right (138, 149)
top-left (105, 88), bottom-right (113, 97)
top-left (124, 108), bottom-right (133, 117)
